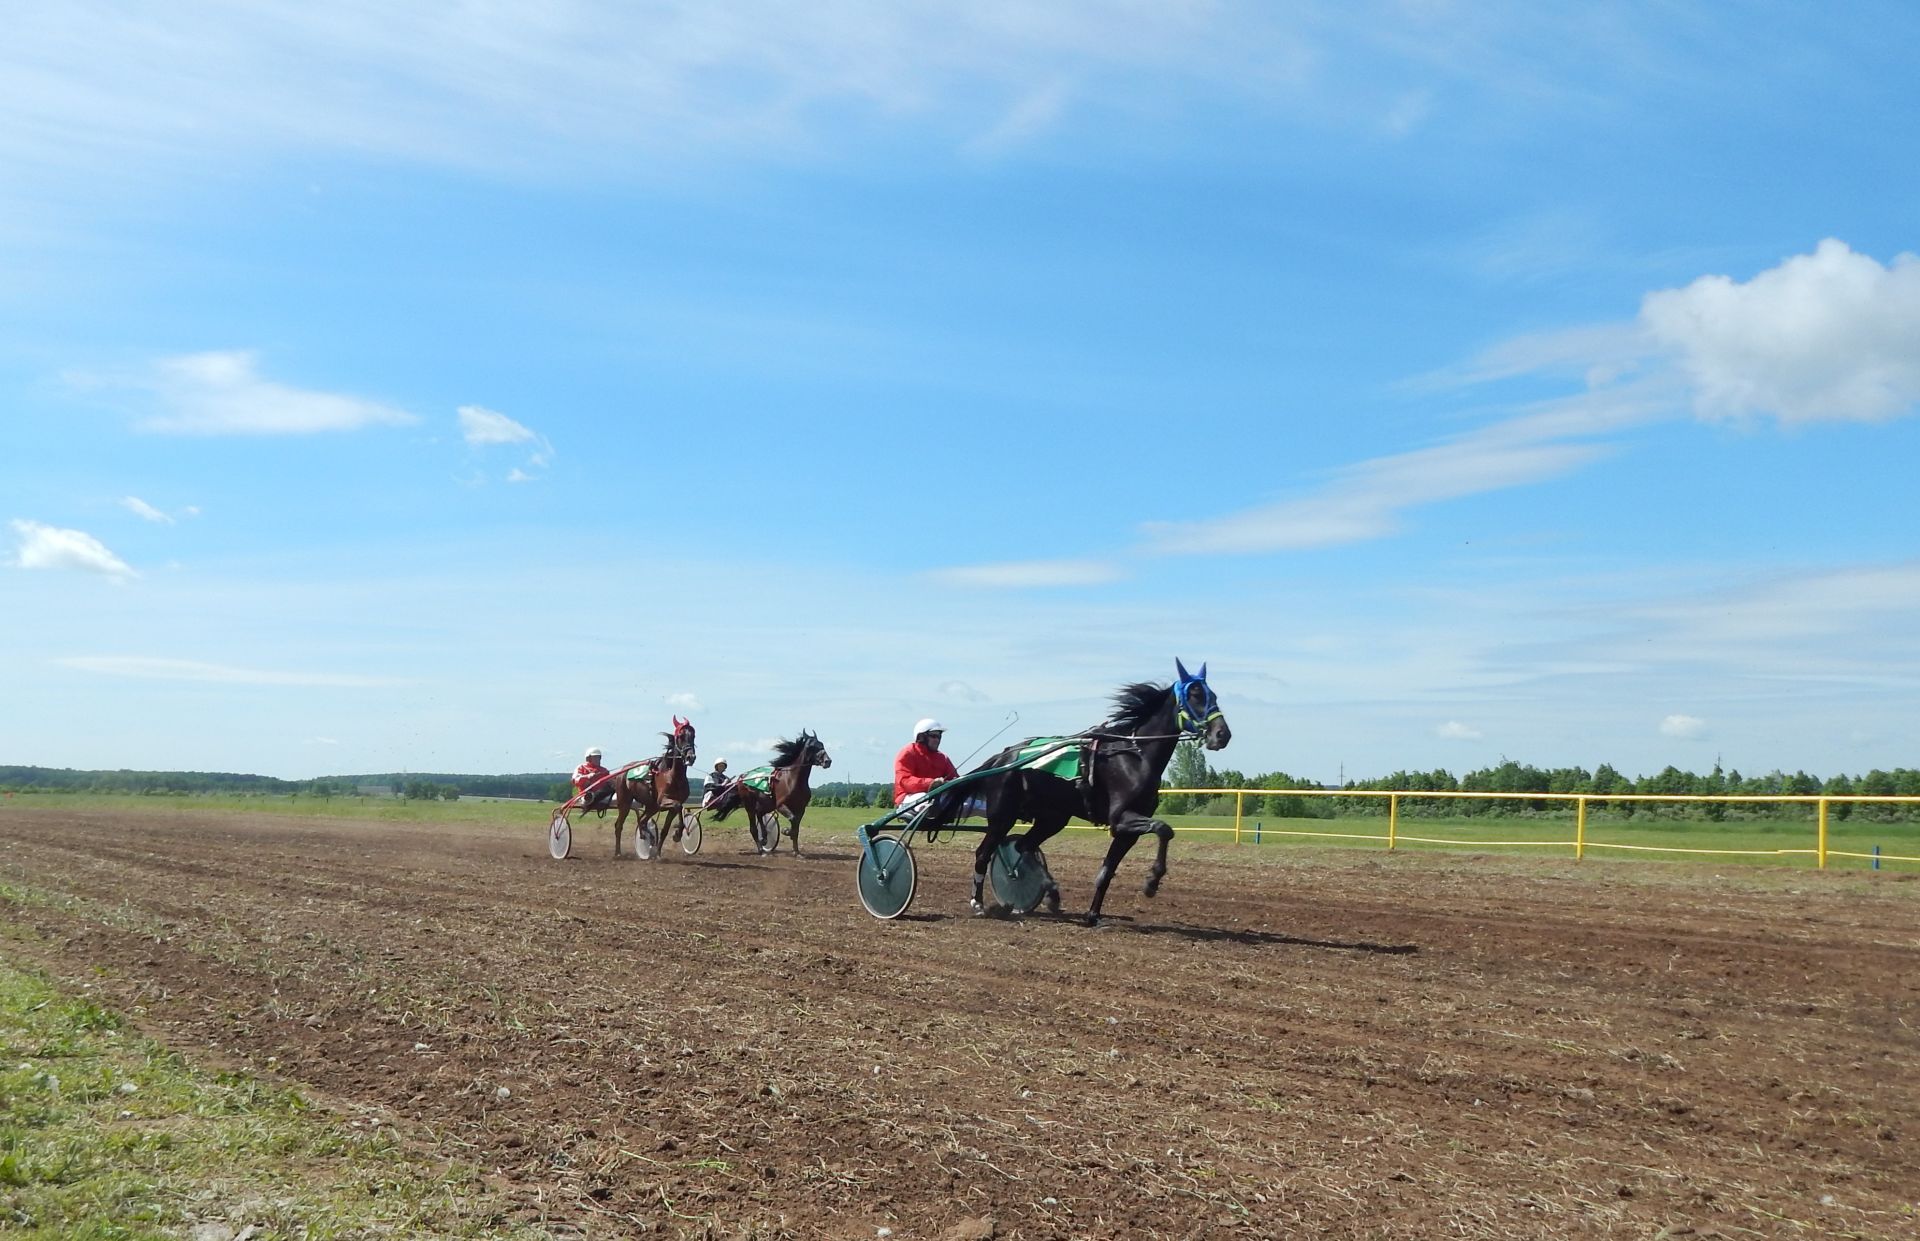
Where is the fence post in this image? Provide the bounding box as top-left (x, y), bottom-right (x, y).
top-left (1234, 790), bottom-right (1245, 845)
top-left (1388, 793), bottom-right (1399, 852)
top-left (1576, 796), bottom-right (1587, 861)
top-left (1817, 798), bottom-right (1828, 870)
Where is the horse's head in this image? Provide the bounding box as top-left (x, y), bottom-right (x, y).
top-left (801, 729), bottom-right (832, 769)
top-left (1174, 658), bottom-right (1230, 752)
top-left (661, 715), bottom-right (697, 768)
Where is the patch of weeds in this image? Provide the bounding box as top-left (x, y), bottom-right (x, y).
top-left (0, 958), bottom-right (552, 1239)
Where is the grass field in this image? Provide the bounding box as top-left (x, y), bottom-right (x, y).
top-left (9, 791), bottom-right (1914, 871)
top-left (0, 955), bottom-right (546, 1240)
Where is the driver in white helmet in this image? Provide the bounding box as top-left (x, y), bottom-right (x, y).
top-left (893, 718), bottom-right (959, 807)
top-left (573, 746), bottom-right (614, 810)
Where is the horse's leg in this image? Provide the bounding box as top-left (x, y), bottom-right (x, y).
top-left (611, 787), bottom-right (627, 857)
top-left (784, 807), bottom-right (801, 856)
top-left (1141, 817), bottom-right (1175, 898)
top-left (1085, 817), bottom-right (1153, 927)
top-left (1022, 810), bottom-right (1073, 915)
top-left (970, 810), bottom-right (1018, 916)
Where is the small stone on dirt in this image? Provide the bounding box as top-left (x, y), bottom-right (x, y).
top-left (940, 1218), bottom-right (994, 1241)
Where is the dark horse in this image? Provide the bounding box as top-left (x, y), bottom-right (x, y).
top-left (923, 660), bottom-right (1230, 926)
top-left (707, 730), bottom-right (831, 856)
top-left (611, 716), bottom-right (697, 858)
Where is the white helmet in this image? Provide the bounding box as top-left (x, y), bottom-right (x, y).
top-left (585, 746), bottom-right (603, 759)
top-left (913, 718), bottom-right (944, 739)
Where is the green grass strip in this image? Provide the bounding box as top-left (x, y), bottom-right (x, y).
top-left (0, 958), bottom-right (548, 1240)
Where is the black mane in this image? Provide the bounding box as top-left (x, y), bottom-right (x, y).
top-left (1106, 681), bottom-right (1173, 731)
top-left (770, 732), bottom-right (817, 767)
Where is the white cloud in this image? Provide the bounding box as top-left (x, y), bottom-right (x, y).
top-left (120, 496), bottom-right (173, 524)
top-left (458, 404), bottom-right (536, 446)
top-left (1658, 713), bottom-right (1706, 739)
top-left (1436, 721), bottom-right (1482, 740)
top-left (9, 519), bottom-right (135, 577)
top-left (926, 558), bottom-right (1124, 588)
top-left (665, 691), bottom-right (703, 712)
top-left (1641, 239), bottom-right (1920, 424)
top-left (56, 656), bottom-right (403, 687)
top-left (939, 680), bottom-right (989, 703)
top-left (105, 351), bottom-right (416, 435)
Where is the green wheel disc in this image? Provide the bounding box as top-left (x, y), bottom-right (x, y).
top-left (857, 833), bottom-right (917, 920)
top-left (989, 838), bottom-right (1052, 913)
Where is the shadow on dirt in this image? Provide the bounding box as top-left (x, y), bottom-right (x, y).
top-left (872, 909), bottom-right (1414, 953)
top-left (1131, 920), bottom-right (1418, 954)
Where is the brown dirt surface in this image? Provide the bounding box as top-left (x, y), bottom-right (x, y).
top-left (2, 803), bottom-right (1917, 1239)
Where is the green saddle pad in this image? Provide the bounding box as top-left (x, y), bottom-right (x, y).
top-left (737, 765), bottom-right (774, 794)
top-left (622, 759), bottom-right (655, 782)
top-left (1006, 737), bottom-right (1083, 781)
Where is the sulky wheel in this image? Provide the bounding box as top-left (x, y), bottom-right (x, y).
top-left (632, 820), bottom-right (660, 862)
top-left (989, 837), bottom-right (1053, 914)
top-left (678, 809), bottom-right (703, 855)
top-left (548, 809), bottom-right (573, 860)
top-left (856, 832), bottom-right (917, 920)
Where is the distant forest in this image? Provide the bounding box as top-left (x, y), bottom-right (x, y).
top-left (0, 766), bottom-right (900, 808)
top-left (6, 757), bottom-right (1918, 821)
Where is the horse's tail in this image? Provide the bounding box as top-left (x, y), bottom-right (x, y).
top-left (707, 780), bottom-right (741, 820)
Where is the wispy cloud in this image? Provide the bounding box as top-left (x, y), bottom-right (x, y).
top-left (925, 558), bottom-right (1124, 588)
top-left (8, 519), bottom-right (135, 577)
top-left (1142, 425), bottom-right (1613, 556)
top-left (82, 351), bottom-right (417, 436)
top-left (459, 405), bottom-right (551, 481)
top-left (944, 240), bottom-right (1920, 581)
top-left (1436, 721), bottom-right (1483, 740)
top-left (458, 404), bottom-right (535, 446)
top-left (55, 656), bottom-right (404, 687)
top-left (1658, 714), bottom-right (1706, 739)
top-left (120, 495), bottom-right (173, 524)
top-left (962, 80), bottom-right (1072, 156)
top-left (665, 691), bottom-right (703, 712)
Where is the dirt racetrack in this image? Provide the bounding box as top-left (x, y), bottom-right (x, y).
top-left (2, 804), bottom-right (1917, 1240)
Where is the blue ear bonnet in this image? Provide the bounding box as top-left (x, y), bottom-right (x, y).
top-left (1173, 658), bottom-right (1220, 734)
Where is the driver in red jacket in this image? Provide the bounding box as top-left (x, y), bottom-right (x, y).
top-left (574, 746), bottom-right (614, 810)
top-left (893, 718), bottom-right (958, 807)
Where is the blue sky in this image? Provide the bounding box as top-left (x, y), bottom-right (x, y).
top-left (5, 3), bottom-right (1919, 785)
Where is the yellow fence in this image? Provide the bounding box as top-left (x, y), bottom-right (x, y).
top-left (1154, 788), bottom-right (1920, 868)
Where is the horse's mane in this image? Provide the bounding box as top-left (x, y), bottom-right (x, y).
top-left (770, 733), bottom-right (816, 767)
top-left (1106, 681), bottom-right (1173, 731)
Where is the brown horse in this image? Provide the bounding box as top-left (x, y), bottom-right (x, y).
top-left (611, 716), bottom-right (697, 858)
top-left (708, 730), bottom-right (831, 856)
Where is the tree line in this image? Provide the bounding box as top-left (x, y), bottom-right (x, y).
top-left (1159, 747), bottom-right (1920, 821)
top-left (11, 757), bottom-right (1919, 822)
top-left (0, 766), bottom-right (556, 801)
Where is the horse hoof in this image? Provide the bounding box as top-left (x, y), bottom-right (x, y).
top-left (1044, 888), bottom-right (1062, 915)
top-left (969, 899), bottom-right (986, 917)
top-left (1143, 879), bottom-right (1161, 898)
top-left (1084, 913), bottom-right (1103, 929)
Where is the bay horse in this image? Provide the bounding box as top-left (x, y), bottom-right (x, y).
top-left (923, 660), bottom-right (1230, 926)
top-left (611, 716), bottom-right (697, 858)
top-left (707, 730), bottom-right (831, 856)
